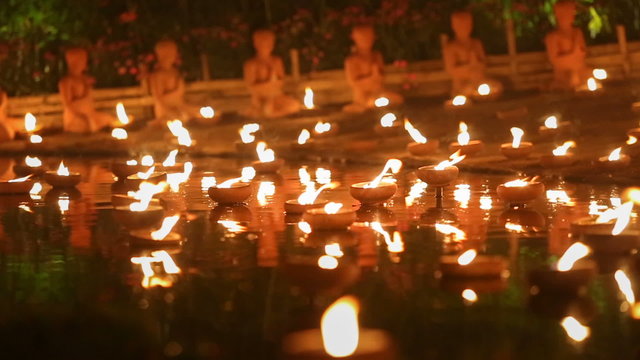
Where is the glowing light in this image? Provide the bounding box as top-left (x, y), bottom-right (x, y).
top-left (201, 176), bottom-right (216, 189)
top-left (217, 167), bottom-right (255, 188)
top-left (405, 180), bottom-right (427, 207)
top-left (25, 156), bottom-right (41, 167)
top-left (434, 150), bottom-right (465, 170)
top-left (200, 106), bottom-right (215, 118)
top-left (453, 184), bottom-right (470, 208)
top-left (324, 202), bottom-right (343, 214)
top-left (452, 95), bottom-right (467, 106)
top-left (480, 195), bottom-right (493, 210)
top-left (299, 167), bottom-right (312, 185)
top-left (298, 221), bottom-right (312, 234)
top-left (297, 129), bottom-right (311, 145)
top-left (257, 181), bottom-right (275, 206)
top-left (627, 136), bottom-right (637, 145)
top-left (8, 176), bottom-right (31, 183)
top-left (314, 121), bottom-right (332, 134)
top-left (297, 182), bottom-right (339, 205)
top-left (115, 102), bottom-right (130, 125)
top-left (256, 141), bottom-right (275, 163)
top-left (136, 166), bottom-right (155, 180)
top-left (29, 182), bottom-right (42, 200)
top-left (552, 141), bottom-right (576, 156)
top-left (374, 97), bottom-right (389, 107)
top-left (457, 249), bottom-right (477, 265)
top-left (218, 220), bottom-right (247, 233)
top-left (304, 87), bottom-right (315, 109)
top-left (457, 122), bottom-right (470, 146)
top-left (141, 155), bottom-right (154, 166)
top-left (505, 222), bottom-right (524, 232)
top-left (380, 113), bottom-right (397, 127)
top-left (239, 123), bottom-right (260, 144)
top-left (404, 119), bottom-right (427, 143)
top-left (127, 180), bottom-right (167, 211)
top-left (166, 162), bottom-right (193, 192)
top-left (316, 168), bottom-right (332, 184)
top-left (614, 270), bottom-right (635, 305)
top-left (547, 190), bottom-right (573, 205)
top-left (607, 147), bottom-right (623, 161)
top-left (371, 222), bottom-right (405, 253)
top-left (30, 134), bottom-right (43, 143)
top-left (24, 113), bottom-right (37, 132)
top-left (167, 120), bottom-right (193, 147)
top-left (510, 127), bottom-right (524, 148)
top-left (612, 201), bottom-right (634, 235)
top-left (593, 68), bottom-right (607, 80)
top-left (435, 224), bottom-right (467, 241)
top-left (363, 159), bottom-right (402, 188)
top-left (544, 116), bottom-right (558, 129)
top-left (561, 316), bottom-right (590, 342)
top-left (151, 216), bottom-right (180, 241)
top-left (126, 159), bottom-right (137, 166)
top-left (318, 255), bottom-right (339, 269)
top-left (325, 243), bottom-right (344, 258)
top-left (504, 179), bottom-right (530, 188)
top-left (58, 197), bottom-right (69, 213)
top-left (111, 128), bottom-right (128, 140)
top-left (556, 242), bottom-right (590, 271)
top-left (587, 77), bottom-right (598, 91)
top-left (321, 296), bottom-right (360, 357)
top-left (56, 162), bottom-right (70, 176)
top-left (462, 289), bottom-right (478, 303)
top-left (162, 150), bottom-right (179, 167)
top-left (477, 83), bottom-right (491, 96)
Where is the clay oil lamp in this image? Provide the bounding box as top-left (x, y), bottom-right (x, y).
top-left (303, 202), bottom-right (357, 231)
top-left (207, 167), bottom-right (256, 204)
top-left (111, 158), bottom-right (150, 180)
top-left (438, 249), bottom-right (509, 279)
top-left (444, 94), bottom-right (469, 109)
top-left (125, 166), bottom-right (167, 188)
top-left (166, 119), bottom-right (193, 148)
top-left (374, 96), bottom-right (390, 108)
top-left (472, 83), bottom-right (499, 101)
top-left (374, 112), bottom-right (402, 136)
top-left (24, 113), bottom-right (44, 150)
top-left (540, 141), bottom-right (576, 168)
top-left (313, 120), bottom-right (338, 138)
top-left (416, 150), bottom-right (465, 187)
top-left (538, 115), bottom-right (570, 137)
top-left (449, 122), bottom-right (484, 156)
top-left (113, 187), bottom-right (165, 230)
top-left (196, 106), bottom-right (220, 125)
top-left (252, 141), bottom-right (284, 173)
top-left (13, 156), bottom-right (45, 177)
top-left (496, 177), bottom-right (545, 205)
top-left (129, 215), bottom-right (182, 245)
top-left (598, 147), bottom-right (630, 171)
top-left (44, 161), bottom-right (81, 188)
top-left (285, 181), bottom-right (338, 214)
top-left (0, 175), bottom-right (34, 194)
top-left (155, 149), bottom-right (184, 173)
top-left (593, 68), bottom-right (607, 81)
top-left (303, 87), bottom-right (316, 110)
top-left (404, 119), bottom-right (439, 156)
top-left (350, 159), bottom-right (402, 205)
top-left (571, 202), bottom-right (638, 254)
top-left (500, 127), bottom-right (533, 159)
top-left (529, 242), bottom-right (596, 294)
top-left (235, 123), bottom-right (260, 154)
top-left (291, 129), bottom-right (315, 152)
top-left (282, 295), bottom-right (395, 360)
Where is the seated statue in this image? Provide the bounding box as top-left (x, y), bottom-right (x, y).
top-left (0, 90), bottom-right (23, 141)
top-left (343, 25), bottom-right (403, 113)
top-left (148, 40), bottom-right (201, 126)
top-left (443, 11), bottom-right (503, 98)
top-left (545, 0), bottom-right (591, 91)
top-left (59, 47), bottom-right (116, 133)
top-left (243, 29), bottom-right (301, 118)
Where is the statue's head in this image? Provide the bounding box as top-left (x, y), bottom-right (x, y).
top-left (154, 40), bottom-right (178, 66)
top-left (64, 47), bottom-right (88, 73)
top-left (554, 0), bottom-right (577, 29)
top-left (351, 25), bottom-right (375, 49)
top-left (451, 11), bottom-right (473, 39)
top-left (252, 29), bottom-right (276, 55)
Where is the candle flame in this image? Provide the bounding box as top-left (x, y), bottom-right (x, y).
top-left (325, 243), bottom-right (344, 258)
top-left (201, 176), bottom-right (216, 189)
top-left (316, 168), bottom-right (332, 185)
top-left (298, 221), bottom-right (312, 234)
top-left (217, 167), bottom-right (256, 188)
top-left (405, 180), bottom-right (427, 206)
top-left (56, 162), bottom-right (70, 176)
top-left (111, 128), bottom-right (128, 140)
top-left (297, 182), bottom-right (339, 205)
top-left (462, 289), bottom-right (478, 303)
top-left (457, 249), bottom-right (477, 265)
top-left (363, 159), bottom-right (402, 188)
top-left (136, 166), bottom-right (155, 180)
top-left (297, 129), bottom-right (311, 145)
top-left (434, 150), bottom-right (465, 170)
top-left (607, 147), bottom-right (622, 161)
top-left (561, 316), bottom-right (590, 342)
top-left (30, 134), bottom-right (43, 143)
top-left (614, 270), bottom-right (635, 305)
top-left (452, 95), bottom-right (467, 106)
top-left (477, 83), bottom-right (491, 96)
top-left (457, 122), bottom-right (470, 146)
top-left (371, 222), bottom-right (405, 253)
top-left (510, 127), bottom-right (524, 148)
top-left (257, 181), bottom-right (275, 206)
top-left (318, 255), bottom-right (339, 269)
top-left (25, 156), bottom-right (41, 167)
top-left (504, 179), bottom-right (530, 188)
top-left (547, 190), bottom-right (572, 204)
top-left (8, 175), bottom-right (31, 183)
top-left (299, 167), bottom-right (312, 185)
top-left (166, 162), bottom-right (193, 192)
top-left (627, 136), bottom-right (637, 145)
top-left (162, 149), bottom-right (179, 167)
top-left (304, 87), bottom-right (315, 109)
top-left (324, 202), bottom-right (343, 214)
top-left (167, 120), bottom-right (193, 147)
top-left (404, 119), bottom-right (427, 143)
top-left (593, 68), bottom-right (607, 80)
top-left (552, 141), bottom-right (576, 156)
top-left (29, 182), bottom-right (42, 199)
top-left (556, 242), bottom-right (590, 271)
top-left (374, 97), bottom-right (389, 107)
top-left (505, 222), bottom-right (525, 232)
top-left (544, 115), bottom-right (558, 129)
top-left (116, 102), bottom-right (130, 125)
top-left (24, 113), bottom-right (36, 132)
top-left (150, 215), bottom-right (180, 241)
top-left (587, 77), bottom-right (598, 91)
top-left (435, 223), bottom-right (467, 241)
top-left (127, 181), bottom-right (166, 211)
top-left (314, 121), bottom-right (332, 134)
top-left (321, 296), bottom-right (360, 358)
top-left (380, 113), bottom-right (397, 127)
top-left (141, 155), bottom-right (154, 166)
top-left (199, 106), bottom-right (215, 118)
top-left (239, 123), bottom-right (260, 143)
top-left (256, 141), bottom-right (275, 163)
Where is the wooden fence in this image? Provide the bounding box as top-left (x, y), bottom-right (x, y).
top-left (8, 24), bottom-right (640, 127)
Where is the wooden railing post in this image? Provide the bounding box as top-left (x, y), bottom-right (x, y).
top-left (616, 24), bottom-right (630, 75)
top-left (505, 17), bottom-right (518, 75)
top-left (200, 53), bottom-right (211, 81)
top-left (289, 49), bottom-right (300, 83)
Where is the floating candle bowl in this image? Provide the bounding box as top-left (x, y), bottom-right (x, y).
top-left (303, 203), bottom-right (356, 230)
top-left (597, 147), bottom-right (630, 171)
top-left (350, 181), bottom-right (397, 205)
top-left (284, 200), bottom-right (328, 214)
top-left (44, 163), bottom-right (81, 188)
top-left (500, 142), bottom-right (533, 159)
top-left (208, 183), bottom-right (252, 204)
top-left (125, 172), bottom-right (167, 188)
top-left (496, 180), bottom-right (545, 204)
top-left (449, 140), bottom-right (484, 156)
top-left (111, 161), bottom-right (150, 179)
top-left (113, 204), bottom-right (165, 230)
top-left (416, 165), bottom-right (459, 187)
top-left (407, 141), bottom-right (440, 157)
top-left (529, 260), bottom-right (596, 294)
top-left (0, 177), bottom-right (34, 194)
top-left (251, 158), bottom-right (284, 174)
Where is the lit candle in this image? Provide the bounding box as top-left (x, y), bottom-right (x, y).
top-left (166, 120), bottom-right (193, 147)
top-left (598, 147), bottom-right (630, 170)
top-left (0, 175), bottom-right (34, 194)
top-left (199, 106), bottom-right (215, 119)
top-left (538, 115), bottom-right (571, 136)
top-left (404, 119), bottom-right (439, 156)
top-left (303, 87), bottom-right (315, 110)
top-left (540, 141), bottom-right (576, 168)
top-left (303, 202), bottom-right (357, 230)
top-left (500, 127), bottom-right (533, 159)
top-left (13, 156), bottom-right (44, 177)
top-left (350, 159), bottom-right (402, 205)
top-left (416, 150), bottom-right (465, 187)
top-left (252, 141), bottom-right (284, 173)
top-left (445, 95), bottom-right (469, 108)
top-left (570, 201), bottom-right (637, 254)
top-left (111, 158), bottom-right (151, 180)
top-left (374, 113), bottom-right (402, 136)
top-left (528, 242), bottom-right (595, 294)
top-left (291, 129), bottom-right (315, 151)
top-left (313, 121), bottom-right (337, 137)
top-left (285, 182), bottom-right (339, 214)
top-left (44, 161), bottom-right (81, 188)
top-left (113, 181), bottom-right (166, 230)
top-left (449, 122), bottom-right (484, 156)
top-left (496, 177), bottom-right (545, 204)
top-left (207, 167), bottom-right (255, 204)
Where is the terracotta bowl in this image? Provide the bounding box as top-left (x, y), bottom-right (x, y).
top-left (570, 218), bottom-right (615, 237)
top-left (208, 183), bottom-right (252, 204)
top-left (313, 123), bottom-right (339, 138)
top-left (538, 122), bottom-right (571, 137)
top-left (528, 260), bottom-right (596, 294)
top-left (416, 165), bottom-right (459, 187)
top-left (627, 128), bottom-right (640, 139)
top-left (496, 182), bottom-right (545, 204)
top-left (111, 162), bottom-right (150, 179)
top-left (439, 255), bottom-right (508, 278)
top-left (500, 142), bottom-right (533, 160)
top-left (252, 159), bottom-right (284, 174)
top-left (303, 208), bottom-right (356, 230)
top-left (284, 199), bottom-right (328, 214)
top-left (112, 205), bottom-right (165, 230)
top-left (124, 172), bottom-right (167, 188)
top-left (282, 254), bottom-right (360, 294)
top-left (44, 171), bottom-right (81, 188)
top-left (449, 140), bottom-right (484, 157)
top-left (597, 155), bottom-right (631, 171)
top-left (374, 123), bottom-right (403, 136)
top-left (407, 140), bottom-right (439, 157)
top-left (349, 181), bottom-right (397, 204)
top-left (0, 180), bottom-right (34, 194)
top-left (539, 154), bottom-right (576, 168)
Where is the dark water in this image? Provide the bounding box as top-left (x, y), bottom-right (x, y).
top-left (0, 156), bottom-right (638, 360)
